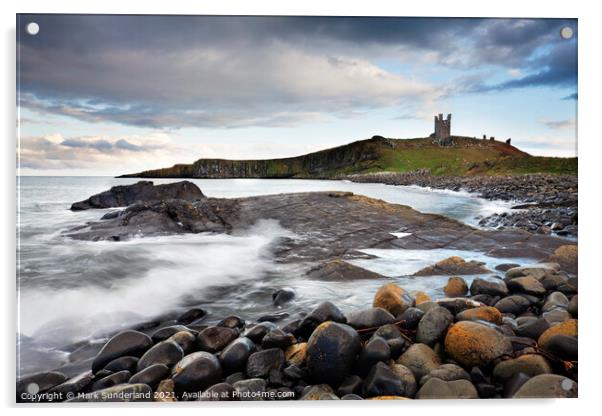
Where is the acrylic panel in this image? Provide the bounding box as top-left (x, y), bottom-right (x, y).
top-left (16, 14), bottom-right (578, 403)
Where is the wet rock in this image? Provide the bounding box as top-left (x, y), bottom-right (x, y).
top-left (220, 337), bottom-right (256, 374)
top-left (435, 298), bottom-right (484, 315)
top-left (246, 348), bottom-right (285, 378)
top-left (199, 383), bottom-right (237, 401)
top-left (341, 393), bottom-right (363, 400)
top-left (171, 352), bottom-right (222, 395)
top-left (103, 356), bottom-right (139, 373)
top-left (444, 321), bottom-right (513, 367)
top-left (373, 324), bottom-right (408, 358)
top-left (47, 371), bottom-right (94, 397)
top-left (272, 288), bottom-right (295, 307)
top-left (542, 291), bottom-right (570, 312)
top-left (129, 363), bottom-right (170, 388)
top-left (300, 384), bottom-right (337, 400)
top-left (568, 295), bottom-right (578, 318)
top-left (492, 355), bottom-right (552, 382)
top-left (539, 273), bottom-right (568, 291)
top-left (137, 340), bottom-right (184, 372)
top-left (515, 317), bottom-right (550, 339)
top-left (444, 276), bottom-right (468, 297)
top-left (92, 330), bottom-right (153, 373)
top-left (283, 364), bottom-right (307, 380)
top-left (538, 319), bottom-right (578, 350)
top-left (513, 374), bottom-right (577, 398)
top-left (168, 331), bottom-right (196, 354)
top-left (307, 259), bottom-right (386, 281)
top-left (197, 326), bottom-right (238, 353)
top-left (413, 291), bottom-right (432, 305)
top-left (70, 383), bottom-right (153, 402)
top-left (545, 245), bottom-right (577, 274)
top-left (416, 305), bottom-right (453, 346)
top-left (306, 322), bottom-right (361, 385)
top-left (70, 180), bottom-right (204, 210)
top-left (496, 263), bottom-right (520, 272)
top-left (398, 307), bottom-right (424, 329)
top-left (507, 276), bottom-right (546, 296)
top-left (91, 370), bottom-right (131, 391)
top-left (389, 363), bottom-right (417, 397)
top-left (543, 335), bottom-right (578, 361)
top-left (284, 342), bottom-right (307, 366)
top-left (151, 325), bottom-right (194, 343)
top-left (176, 308), bottom-right (206, 325)
top-left (505, 263), bottom-right (560, 279)
top-left (414, 256), bottom-right (491, 276)
top-left (543, 308), bottom-right (571, 325)
top-left (243, 322), bottom-right (277, 343)
top-left (373, 283), bottom-right (414, 316)
top-left (233, 378), bottom-right (267, 401)
top-left (397, 343), bottom-right (440, 380)
top-left (154, 379), bottom-right (176, 402)
top-left (225, 372), bottom-right (245, 385)
top-left (456, 306), bottom-right (502, 325)
top-left (470, 278), bottom-right (509, 297)
top-left (346, 307), bottom-right (396, 330)
top-left (261, 329), bottom-right (296, 349)
top-left (296, 301), bottom-right (346, 337)
top-left (217, 315), bottom-right (246, 329)
top-left (337, 375), bottom-right (363, 396)
top-left (416, 378), bottom-right (478, 399)
top-left (420, 363), bottom-right (470, 385)
top-left (362, 362), bottom-right (406, 398)
top-left (504, 372), bottom-right (531, 398)
top-left (494, 295), bottom-right (531, 315)
top-left (356, 336), bottom-right (390, 376)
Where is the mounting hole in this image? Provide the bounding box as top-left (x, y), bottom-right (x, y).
top-left (25, 22), bottom-right (40, 36)
top-left (560, 26), bottom-right (573, 40)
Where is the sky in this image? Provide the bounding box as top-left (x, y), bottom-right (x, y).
top-left (17, 15), bottom-right (578, 176)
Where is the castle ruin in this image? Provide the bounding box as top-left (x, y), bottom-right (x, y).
top-left (434, 113), bottom-right (452, 146)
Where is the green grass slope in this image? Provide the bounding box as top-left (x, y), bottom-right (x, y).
top-left (119, 136), bottom-right (577, 178)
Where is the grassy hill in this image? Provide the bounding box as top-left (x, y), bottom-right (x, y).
top-left (119, 136), bottom-right (577, 179)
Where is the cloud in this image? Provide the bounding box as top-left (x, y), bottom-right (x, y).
top-left (541, 118), bottom-right (576, 130)
top-left (17, 15), bottom-right (577, 129)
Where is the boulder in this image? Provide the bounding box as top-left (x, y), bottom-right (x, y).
top-left (70, 180), bottom-right (205, 210)
top-left (337, 375), bottom-right (363, 396)
top-left (91, 370), bottom-right (131, 391)
top-left (545, 245), bottom-right (577, 274)
top-left (306, 322), bottom-right (361, 385)
top-left (197, 326), bottom-right (238, 353)
top-left (515, 317), bottom-right (550, 339)
top-left (414, 256), bottom-right (491, 276)
top-left (416, 306), bottom-right (453, 345)
top-left (102, 356), bottom-right (139, 373)
top-left (543, 335), bottom-right (578, 361)
top-left (154, 379), bottom-right (176, 402)
top-left (456, 306), bottom-right (502, 325)
top-left (513, 374), bottom-right (577, 398)
top-left (232, 378), bottom-right (267, 401)
top-left (300, 384), bottom-right (337, 400)
top-left (171, 352), bottom-right (222, 395)
top-left (17, 371), bottom-right (68, 401)
top-left (176, 308), bottom-right (206, 325)
top-left (219, 337), bottom-right (256, 374)
top-left (416, 378), bottom-right (478, 399)
top-left (296, 301), bottom-right (346, 337)
top-left (492, 354), bottom-right (552, 382)
top-left (346, 307), bottom-right (396, 330)
top-left (217, 315), bottom-right (246, 329)
top-left (242, 322), bottom-right (277, 343)
top-left (47, 371), bottom-right (94, 397)
top-left (272, 288), bottom-right (295, 307)
top-left (128, 363), bottom-right (170, 388)
top-left (505, 263), bottom-right (560, 279)
top-left (151, 325), bottom-right (193, 343)
top-left (389, 364), bottom-right (417, 397)
top-left (398, 307), bottom-right (425, 329)
top-left (494, 295), bottom-right (531, 315)
top-left (443, 276), bottom-right (468, 297)
top-left (362, 362), bottom-right (406, 398)
top-left (568, 295), bottom-right (578, 318)
top-left (413, 291), bottom-right (432, 305)
top-left (92, 330), bottom-right (153, 373)
top-left (284, 342), bottom-right (307, 366)
top-left (420, 363), bottom-right (470, 386)
top-left (246, 348), bottom-right (285, 379)
top-left (397, 343), bottom-right (440, 380)
top-left (373, 283), bottom-right (414, 316)
top-left (168, 331), bottom-right (197, 354)
top-left (470, 278), bottom-right (509, 297)
top-left (355, 336), bottom-right (391, 376)
top-left (507, 276), bottom-right (546, 296)
top-left (542, 291), bottom-right (570, 312)
top-left (444, 321), bottom-right (513, 367)
top-left (538, 319), bottom-right (577, 350)
top-left (261, 329), bottom-right (296, 349)
top-left (137, 340), bottom-right (184, 372)
top-left (435, 298), bottom-right (485, 315)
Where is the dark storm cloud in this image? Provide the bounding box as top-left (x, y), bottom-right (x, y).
top-left (17, 15), bottom-right (577, 129)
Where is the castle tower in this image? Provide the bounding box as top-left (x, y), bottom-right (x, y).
top-left (434, 113), bottom-right (452, 146)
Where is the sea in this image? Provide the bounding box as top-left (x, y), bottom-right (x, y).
top-left (16, 176), bottom-right (536, 376)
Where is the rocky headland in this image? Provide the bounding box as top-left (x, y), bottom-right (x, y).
top-left (17, 181), bottom-right (578, 402)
